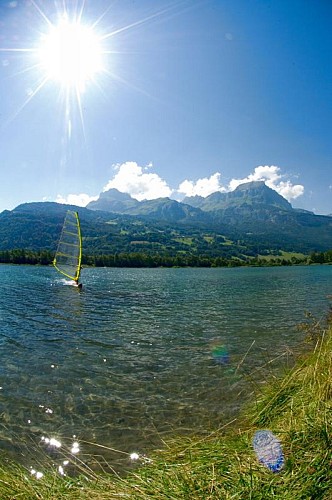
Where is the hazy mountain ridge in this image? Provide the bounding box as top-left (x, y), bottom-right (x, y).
top-left (182, 181), bottom-right (293, 212)
top-left (87, 189), bottom-right (212, 223)
top-left (87, 189), bottom-right (140, 213)
top-left (87, 181), bottom-right (294, 216)
top-left (86, 181), bottom-right (332, 233)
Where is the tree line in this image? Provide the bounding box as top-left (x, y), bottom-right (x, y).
top-left (0, 249), bottom-right (238, 267)
top-left (308, 250), bottom-right (332, 264)
top-left (0, 248), bottom-right (331, 268)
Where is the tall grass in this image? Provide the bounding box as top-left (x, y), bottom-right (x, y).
top-left (1, 316), bottom-right (331, 499)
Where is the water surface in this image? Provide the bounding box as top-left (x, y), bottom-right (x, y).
top-left (0, 264), bottom-right (331, 472)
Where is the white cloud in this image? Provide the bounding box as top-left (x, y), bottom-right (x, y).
top-left (55, 193), bottom-right (98, 206)
top-left (228, 165), bottom-right (304, 200)
top-left (52, 164), bottom-right (304, 207)
top-left (176, 165), bottom-right (304, 202)
top-left (177, 172), bottom-right (225, 198)
top-left (275, 180), bottom-right (304, 200)
top-left (103, 161), bottom-right (172, 201)
top-left (228, 165), bottom-right (280, 190)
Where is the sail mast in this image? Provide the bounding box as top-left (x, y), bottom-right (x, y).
top-left (76, 211), bottom-right (82, 281)
top-left (53, 210), bottom-right (82, 282)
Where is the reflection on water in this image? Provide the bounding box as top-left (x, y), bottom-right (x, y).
top-left (0, 264), bottom-right (331, 473)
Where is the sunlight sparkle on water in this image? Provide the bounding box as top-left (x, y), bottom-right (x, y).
top-left (41, 436), bottom-right (61, 448)
top-left (130, 452), bottom-right (152, 464)
top-left (71, 441), bottom-right (80, 454)
top-left (30, 468), bottom-right (44, 480)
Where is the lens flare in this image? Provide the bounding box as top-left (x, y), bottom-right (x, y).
top-left (252, 430), bottom-right (284, 472)
top-left (211, 342), bottom-right (230, 365)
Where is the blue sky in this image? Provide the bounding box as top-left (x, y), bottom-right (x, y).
top-left (0, 0), bottom-right (331, 214)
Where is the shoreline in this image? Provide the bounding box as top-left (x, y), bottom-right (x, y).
top-left (0, 309), bottom-right (331, 498)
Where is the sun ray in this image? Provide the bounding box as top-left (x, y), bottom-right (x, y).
top-left (0, 0), bottom-right (188, 141)
top-left (0, 48), bottom-right (35, 53)
top-left (77, 0), bottom-right (86, 24)
top-left (101, 7), bottom-right (173, 41)
top-left (0, 76), bottom-right (49, 132)
top-left (75, 86), bottom-right (87, 141)
top-left (90, 2), bottom-right (113, 31)
top-left (30, 0), bottom-right (53, 28)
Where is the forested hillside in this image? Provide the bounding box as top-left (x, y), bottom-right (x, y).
top-left (0, 182), bottom-right (331, 262)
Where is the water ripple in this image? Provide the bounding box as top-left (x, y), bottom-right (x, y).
top-left (0, 264), bottom-right (331, 471)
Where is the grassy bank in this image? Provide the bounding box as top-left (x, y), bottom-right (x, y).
top-left (1, 317), bottom-right (331, 499)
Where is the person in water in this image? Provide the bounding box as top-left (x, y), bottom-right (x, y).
top-left (74, 279), bottom-right (83, 289)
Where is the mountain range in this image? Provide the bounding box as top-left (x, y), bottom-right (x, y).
top-left (0, 181), bottom-right (331, 258)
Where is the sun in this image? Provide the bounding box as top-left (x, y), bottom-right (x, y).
top-left (0, 0), bottom-right (173, 131)
top-left (38, 18), bottom-right (103, 92)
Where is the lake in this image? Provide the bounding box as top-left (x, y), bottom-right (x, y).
top-left (0, 264), bottom-right (331, 473)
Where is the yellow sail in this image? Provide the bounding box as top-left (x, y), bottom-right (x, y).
top-left (53, 210), bottom-right (82, 282)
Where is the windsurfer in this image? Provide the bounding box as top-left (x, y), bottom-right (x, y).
top-left (74, 279), bottom-right (83, 289)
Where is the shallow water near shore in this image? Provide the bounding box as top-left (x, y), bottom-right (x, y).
top-left (0, 264), bottom-right (331, 473)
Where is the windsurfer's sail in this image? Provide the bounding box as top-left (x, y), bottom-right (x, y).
top-left (53, 210), bottom-right (82, 282)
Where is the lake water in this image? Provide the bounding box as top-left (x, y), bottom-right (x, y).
top-left (0, 264), bottom-right (331, 473)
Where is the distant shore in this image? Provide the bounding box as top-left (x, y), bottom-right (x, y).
top-left (0, 248), bottom-right (331, 268)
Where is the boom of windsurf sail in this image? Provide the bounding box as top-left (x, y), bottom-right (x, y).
top-left (53, 210), bottom-right (82, 282)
